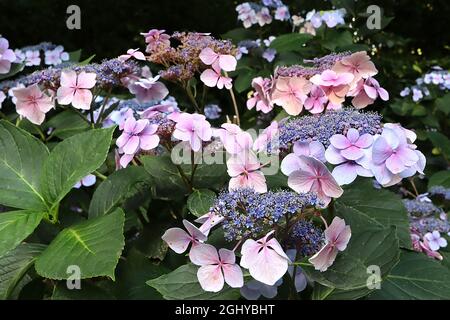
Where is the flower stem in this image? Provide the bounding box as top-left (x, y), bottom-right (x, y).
top-left (94, 170), bottom-right (107, 181)
top-left (185, 84), bottom-right (201, 113)
top-left (224, 72), bottom-right (240, 126)
top-left (409, 177), bottom-right (419, 197)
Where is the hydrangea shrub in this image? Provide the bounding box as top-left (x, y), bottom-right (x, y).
top-left (0, 0), bottom-right (449, 300)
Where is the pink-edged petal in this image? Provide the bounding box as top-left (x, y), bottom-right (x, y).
top-left (161, 227), bottom-right (191, 254)
top-left (364, 84), bottom-right (378, 99)
top-left (183, 219), bottom-right (207, 242)
top-left (372, 136), bottom-right (393, 164)
top-left (332, 163), bottom-right (358, 185)
top-left (72, 89), bottom-right (93, 110)
top-left (330, 134), bottom-right (351, 149)
top-left (355, 133), bottom-right (373, 148)
top-left (340, 145), bottom-right (364, 161)
top-left (371, 163), bottom-right (395, 186)
top-left (346, 128), bottom-right (360, 143)
top-left (116, 133), bottom-right (130, 148)
top-left (280, 153), bottom-right (302, 176)
top-left (133, 119), bottom-right (148, 134)
top-left (123, 135), bottom-right (140, 154)
top-left (123, 116), bottom-right (137, 132)
top-left (189, 243), bottom-right (220, 266)
top-left (77, 71), bottom-right (97, 89)
top-left (197, 265), bottom-right (224, 292)
top-left (308, 244), bottom-right (338, 272)
top-left (319, 172), bottom-right (344, 198)
top-left (378, 87), bottom-right (389, 101)
top-left (309, 141), bottom-right (326, 162)
top-left (218, 248), bottom-right (236, 264)
top-left (324, 145), bottom-right (346, 165)
top-left (247, 170), bottom-right (267, 193)
top-left (266, 238), bottom-right (291, 262)
top-left (288, 170), bottom-right (316, 193)
top-left (222, 264), bottom-right (244, 288)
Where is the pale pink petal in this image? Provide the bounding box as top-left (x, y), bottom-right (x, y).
top-left (324, 145), bottom-right (346, 165)
top-left (372, 136), bottom-right (393, 165)
top-left (355, 134), bottom-right (373, 148)
top-left (240, 239), bottom-right (259, 269)
top-left (60, 70), bottom-right (77, 87)
top-left (77, 71), bottom-right (97, 89)
top-left (199, 47), bottom-right (218, 65)
top-left (228, 176), bottom-right (246, 191)
top-left (280, 153), bottom-right (302, 176)
top-left (197, 265), bottom-right (224, 292)
top-left (183, 219), bottom-right (208, 242)
top-left (248, 246), bottom-right (289, 285)
top-left (200, 69), bottom-right (219, 87)
top-left (72, 89), bottom-right (93, 110)
top-left (222, 264), bottom-right (244, 288)
top-left (332, 163), bottom-right (358, 185)
top-left (330, 134), bottom-right (350, 149)
top-left (288, 170), bottom-right (316, 193)
top-left (161, 228), bottom-right (191, 253)
top-left (247, 170), bottom-right (267, 193)
top-left (56, 86), bottom-right (75, 105)
top-left (123, 135), bottom-right (140, 154)
top-left (119, 154), bottom-right (134, 168)
top-left (308, 244), bottom-right (338, 272)
top-left (351, 91), bottom-right (374, 109)
top-left (123, 116), bottom-right (137, 133)
top-left (218, 55), bottom-right (237, 72)
top-left (139, 134), bottom-right (159, 150)
top-left (340, 146), bottom-right (365, 161)
top-left (189, 244), bottom-right (220, 266)
top-left (218, 248), bottom-right (236, 264)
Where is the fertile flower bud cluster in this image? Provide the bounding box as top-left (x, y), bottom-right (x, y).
top-left (142, 30), bottom-right (237, 84)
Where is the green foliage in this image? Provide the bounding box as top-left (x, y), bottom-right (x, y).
top-left (0, 243), bottom-right (46, 300)
top-left (0, 121), bottom-right (49, 211)
top-left (369, 251), bottom-right (450, 300)
top-left (35, 209), bottom-right (125, 280)
top-left (187, 189), bottom-right (216, 217)
top-left (0, 211), bottom-right (45, 257)
top-left (89, 166), bottom-right (150, 218)
top-left (336, 179), bottom-right (411, 248)
top-left (270, 33), bottom-right (313, 52)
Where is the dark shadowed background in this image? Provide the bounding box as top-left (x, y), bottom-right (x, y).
top-left (0, 0), bottom-right (449, 60)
